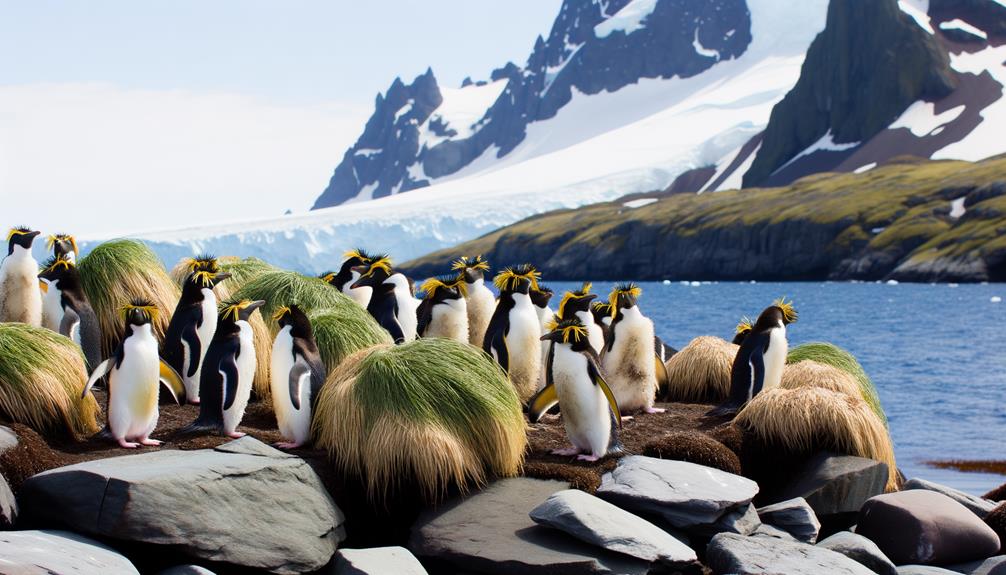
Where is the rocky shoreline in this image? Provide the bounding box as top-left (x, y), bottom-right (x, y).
top-left (2, 394), bottom-right (1004, 575)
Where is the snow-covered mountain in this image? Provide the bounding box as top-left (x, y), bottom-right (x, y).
top-left (112, 0), bottom-right (1006, 274)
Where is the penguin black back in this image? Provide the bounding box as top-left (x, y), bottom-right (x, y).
top-left (39, 255), bottom-right (101, 371)
top-left (352, 260), bottom-right (404, 343)
top-left (275, 305), bottom-right (326, 409)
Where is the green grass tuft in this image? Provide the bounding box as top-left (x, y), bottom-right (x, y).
top-left (788, 342), bottom-right (886, 426)
top-left (310, 308), bottom-right (393, 372)
top-left (232, 269), bottom-right (355, 332)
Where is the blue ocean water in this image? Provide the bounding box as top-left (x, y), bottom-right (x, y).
top-left (550, 281), bottom-right (1006, 496)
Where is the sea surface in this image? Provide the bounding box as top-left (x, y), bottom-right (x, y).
top-left (550, 281), bottom-right (1006, 496)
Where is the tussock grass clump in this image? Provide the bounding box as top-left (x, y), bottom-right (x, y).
top-left (782, 360), bottom-right (863, 400)
top-left (232, 269), bottom-right (351, 333)
top-left (0, 324), bottom-right (100, 438)
top-left (662, 336), bottom-right (737, 402)
top-left (77, 239), bottom-right (178, 356)
top-left (735, 387), bottom-right (897, 491)
top-left (309, 309), bottom-right (393, 372)
top-left (314, 339), bottom-right (527, 502)
top-left (788, 342), bottom-right (885, 425)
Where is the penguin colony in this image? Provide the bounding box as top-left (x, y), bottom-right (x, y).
top-left (0, 227), bottom-right (798, 458)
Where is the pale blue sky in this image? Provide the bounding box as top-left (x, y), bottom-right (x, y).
top-left (0, 1), bottom-right (563, 235)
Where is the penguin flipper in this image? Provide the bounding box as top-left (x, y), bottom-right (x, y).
top-left (528, 384), bottom-right (558, 423)
top-left (220, 350), bottom-right (240, 411)
top-left (180, 319), bottom-right (202, 378)
top-left (288, 358), bottom-right (310, 411)
top-left (82, 359), bottom-right (111, 398)
top-left (158, 360), bottom-right (186, 405)
top-left (587, 356), bottom-right (621, 427)
top-left (654, 352), bottom-right (669, 398)
top-left (58, 306), bottom-right (80, 341)
top-left (416, 299), bottom-right (432, 337)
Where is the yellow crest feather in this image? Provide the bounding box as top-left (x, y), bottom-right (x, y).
top-left (773, 296), bottom-right (798, 323)
top-left (361, 256), bottom-right (393, 278)
top-left (735, 316), bottom-right (754, 335)
top-left (119, 303), bottom-right (159, 324)
top-left (6, 228), bottom-right (31, 242)
top-left (222, 299), bottom-right (257, 321)
top-left (46, 234), bottom-right (77, 253)
top-left (43, 255), bottom-right (75, 274)
top-left (608, 283), bottom-right (642, 316)
top-left (452, 255), bottom-right (490, 272)
top-left (272, 306), bottom-right (291, 322)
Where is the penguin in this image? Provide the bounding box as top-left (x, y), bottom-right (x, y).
top-left (708, 299), bottom-right (798, 418)
top-left (188, 299), bottom-right (265, 437)
top-left (483, 267), bottom-right (542, 402)
top-left (555, 283), bottom-right (604, 354)
top-left (384, 266), bottom-right (420, 342)
top-left (594, 301), bottom-right (675, 397)
top-left (162, 261), bottom-right (231, 405)
top-left (37, 255), bottom-right (102, 372)
top-left (0, 227), bottom-right (43, 326)
top-left (602, 284), bottom-right (665, 415)
top-left (590, 301), bottom-right (614, 330)
top-left (351, 259), bottom-right (406, 343)
top-left (531, 283), bottom-right (555, 389)
top-left (46, 233), bottom-right (79, 264)
top-left (81, 300), bottom-right (186, 448)
top-left (320, 249), bottom-right (373, 307)
top-left (528, 317), bottom-right (622, 461)
top-left (452, 255), bottom-right (495, 348)
top-left (270, 305), bottom-right (326, 449)
top-left (417, 276), bottom-right (469, 342)
top-left (732, 317), bottom-right (754, 345)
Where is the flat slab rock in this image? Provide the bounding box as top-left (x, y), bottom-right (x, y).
top-left (773, 453), bottom-right (888, 517)
top-left (334, 547), bottom-right (428, 575)
top-left (409, 477), bottom-right (656, 575)
top-left (817, 531), bottom-right (897, 575)
top-left (18, 437), bottom-right (345, 575)
top-left (529, 489), bottom-right (697, 565)
top-left (707, 532), bottom-right (876, 575)
top-left (757, 497), bottom-right (820, 543)
top-left (0, 529), bottom-right (140, 574)
top-left (595, 455), bottom-right (759, 530)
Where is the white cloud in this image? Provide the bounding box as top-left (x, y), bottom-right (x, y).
top-left (0, 83), bottom-right (368, 237)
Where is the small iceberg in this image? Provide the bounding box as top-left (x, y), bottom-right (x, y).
top-left (886, 279), bottom-right (899, 285)
top-left (992, 296), bottom-right (1002, 303)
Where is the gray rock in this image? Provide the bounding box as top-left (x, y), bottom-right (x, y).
top-left (18, 437), bottom-right (344, 574)
top-left (758, 497), bottom-right (821, 543)
top-left (817, 531), bottom-right (897, 575)
top-left (0, 473), bottom-right (15, 529)
top-left (0, 529), bottom-right (139, 574)
top-left (409, 477), bottom-right (653, 574)
top-left (334, 547), bottom-right (428, 575)
top-left (752, 523), bottom-right (799, 542)
top-left (897, 567), bottom-right (961, 575)
top-left (159, 567), bottom-right (216, 575)
top-left (903, 478), bottom-right (997, 519)
top-left (949, 556), bottom-right (1006, 575)
top-left (528, 489), bottom-right (697, 565)
top-left (702, 502), bottom-right (762, 536)
top-left (774, 453), bottom-right (888, 517)
top-left (595, 455), bottom-right (759, 531)
top-left (707, 532), bottom-right (875, 575)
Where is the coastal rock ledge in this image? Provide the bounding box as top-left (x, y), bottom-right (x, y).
top-left (16, 437), bottom-right (345, 574)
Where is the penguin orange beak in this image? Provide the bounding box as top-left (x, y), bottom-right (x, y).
top-left (38, 279), bottom-right (49, 293)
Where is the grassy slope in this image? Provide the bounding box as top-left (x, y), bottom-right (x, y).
top-left (402, 156), bottom-right (1006, 281)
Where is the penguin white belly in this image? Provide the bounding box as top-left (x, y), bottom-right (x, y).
top-left (505, 298), bottom-right (542, 402)
top-left (388, 276), bottom-right (418, 342)
top-left (466, 281), bottom-right (495, 348)
top-left (41, 284), bottom-right (64, 332)
top-left (0, 249), bottom-right (42, 326)
top-left (603, 311), bottom-right (657, 413)
top-left (554, 347), bottom-right (612, 457)
top-left (270, 327), bottom-right (311, 443)
top-left (185, 291), bottom-right (219, 401)
top-left (223, 323), bottom-right (256, 434)
top-left (427, 300), bottom-right (469, 342)
top-left (763, 326), bottom-right (788, 392)
top-left (109, 326), bottom-right (160, 440)
top-left (342, 271), bottom-right (372, 307)
top-left (575, 310), bottom-right (604, 354)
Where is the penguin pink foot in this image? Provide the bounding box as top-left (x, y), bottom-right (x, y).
top-left (551, 446), bottom-right (581, 456)
top-left (227, 431), bottom-right (246, 439)
top-left (621, 415), bottom-right (635, 422)
top-left (275, 441), bottom-right (303, 450)
top-left (140, 438), bottom-right (163, 446)
top-left (118, 439), bottom-right (140, 449)
top-left (189, 398), bottom-right (201, 405)
top-left (576, 454), bottom-right (601, 462)
top-left (643, 406), bottom-right (666, 414)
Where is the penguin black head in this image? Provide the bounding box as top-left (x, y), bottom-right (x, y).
top-left (591, 301), bottom-right (613, 326)
top-left (541, 317), bottom-right (592, 352)
top-left (220, 299), bottom-right (266, 323)
top-left (754, 297), bottom-right (798, 330)
top-left (46, 233), bottom-right (78, 259)
top-left (609, 283), bottom-right (642, 313)
top-left (420, 275), bottom-right (465, 303)
top-left (39, 254), bottom-right (77, 285)
top-left (7, 227), bottom-right (40, 255)
top-left (185, 269), bottom-right (231, 289)
top-left (120, 299), bottom-right (159, 326)
top-left (556, 282), bottom-right (596, 319)
top-left (339, 248), bottom-right (373, 275)
top-left (530, 284), bottom-right (553, 309)
top-left (182, 254), bottom-right (220, 274)
top-left (273, 304), bottom-right (312, 333)
top-left (452, 255), bottom-right (490, 283)
top-left (350, 255), bottom-right (393, 289)
top-left (733, 316), bottom-right (753, 345)
top-left (493, 266), bottom-right (535, 295)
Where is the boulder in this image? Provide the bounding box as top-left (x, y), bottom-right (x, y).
top-left (706, 532), bottom-right (875, 575)
top-left (897, 567), bottom-right (961, 575)
top-left (703, 502), bottom-right (762, 536)
top-left (772, 453), bottom-right (888, 518)
top-left (903, 478), bottom-right (997, 518)
top-left (857, 490), bottom-right (1001, 566)
top-left (158, 567), bottom-right (216, 575)
top-left (757, 498), bottom-right (821, 543)
top-left (333, 547), bottom-right (428, 575)
top-left (18, 437), bottom-right (345, 574)
top-left (0, 473), bottom-right (15, 529)
top-left (528, 489), bottom-right (697, 565)
top-left (0, 529), bottom-right (139, 574)
top-left (595, 455), bottom-right (759, 531)
top-left (949, 556), bottom-right (1006, 575)
top-left (817, 531), bottom-right (897, 575)
top-left (752, 523), bottom-right (799, 541)
top-left (409, 477), bottom-right (654, 574)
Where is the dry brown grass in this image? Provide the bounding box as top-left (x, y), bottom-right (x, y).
top-left (782, 360), bottom-right (863, 399)
top-left (662, 336), bottom-right (737, 402)
top-left (735, 387), bottom-right (897, 491)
